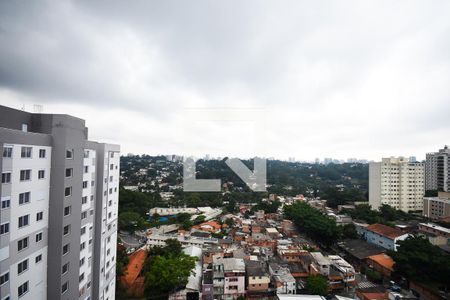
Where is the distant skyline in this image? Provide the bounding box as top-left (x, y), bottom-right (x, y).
top-left (1, 1), bottom-right (449, 161)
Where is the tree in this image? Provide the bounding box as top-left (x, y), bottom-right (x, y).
top-left (194, 215), bottom-right (206, 224)
top-left (152, 212), bottom-right (161, 220)
top-left (144, 254), bottom-right (197, 298)
top-left (225, 218), bottom-right (234, 228)
top-left (118, 211), bottom-right (145, 231)
top-left (284, 202), bottom-right (341, 247)
top-left (144, 239), bottom-right (197, 299)
top-left (341, 223), bottom-right (358, 239)
top-left (389, 236), bottom-right (450, 289)
top-left (306, 275), bottom-right (329, 296)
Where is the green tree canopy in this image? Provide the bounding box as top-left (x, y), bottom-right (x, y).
top-left (284, 202), bottom-right (340, 247)
top-left (389, 236), bottom-right (450, 289)
top-left (144, 239), bottom-right (197, 299)
top-left (118, 211), bottom-right (145, 231)
top-left (306, 275), bottom-right (329, 296)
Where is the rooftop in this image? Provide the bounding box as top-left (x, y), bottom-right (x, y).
top-left (366, 224), bottom-right (406, 239)
top-left (337, 239), bottom-right (385, 260)
top-left (367, 253), bottom-right (395, 271)
top-left (310, 252), bottom-right (330, 265)
top-left (245, 260), bottom-right (268, 277)
top-left (215, 257), bottom-right (246, 272)
top-left (419, 223), bottom-right (450, 234)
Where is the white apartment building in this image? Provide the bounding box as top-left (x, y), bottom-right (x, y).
top-left (0, 105), bottom-right (119, 300)
top-left (369, 157), bottom-right (424, 212)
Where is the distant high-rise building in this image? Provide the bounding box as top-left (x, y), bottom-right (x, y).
top-left (425, 146), bottom-right (450, 192)
top-left (369, 157), bottom-right (424, 212)
top-left (0, 105), bottom-right (119, 300)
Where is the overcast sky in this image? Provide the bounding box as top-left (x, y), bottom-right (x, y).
top-left (1, 1), bottom-right (449, 161)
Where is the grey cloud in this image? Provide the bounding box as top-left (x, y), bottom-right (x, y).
top-left (1, 0), bottom-right (450, 159)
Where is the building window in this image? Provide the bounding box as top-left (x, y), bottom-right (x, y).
top-left (19, 170), bottom-right (31, 181)
top-left (65, 168), bottom-right (73, 178)
top-left (1, 172), bottom-right (11, 184)
top-left (84, 150), bottom-right (89, 158)
top-left (63, 225), bottom-right (70, 236)
top-left (18, 281), bottom-right (29, 297)
top-left (62, 244), bottom-right (70, 255)
top-left (80, 242), bottom-right (86, 251)
top-left (2, 147), bottom-right (12, 158)
top-left (39, 149), bottom-right (46, 158)
top-left (62, 263), bottom-right (69, 274)
top-left (17, 237), bottom-right (28, 251)
top-left (1, 198), bottom-right (10, 209)
top-left (81, 226), bottom-right (86, 235)
top-left (65, 187), bottom-right (72, 197)
top-left (21, 147), bottom-right (32, 158)
top-left (0, 223), bottom-right (9, 235)
top-left (19, 192), bottom-right (30, 205)
top-left (81, 211), bottom-right (87, 220)
top-left (61, 282), bottom-right (69, 294)
top-left (36, 232), bottom-right (43, 242)
top-left (82, 181), bottom-right (88, 189)
top-left (0, 272), bottom-right (9, 285)
top-left (82, 196), bottom-right (87, 204)
top-left (36, 211), bottom-right (43, 221)
top-left (35, 254), bottom-right (42, 263)
top-left (18, 215), bottom-right (29, 228)
top-left (79, 273), bottom-right (85, 282)
top-left (84, 166), bottom-right (89, 173)
top-left (66, 150), bottom-right (73, 159)
top-left (64, 206), bottom-right (71, 216)
top-left (110, 164), bottom-right (114, 170)
top-left (80, 257), bottom-right (85, 266)
top-left (21, 123), bottom-right (28, 132)
top-left (17, 259), bottom-right (28, 274)
top-left (38, 170), bottom-right (45, 179)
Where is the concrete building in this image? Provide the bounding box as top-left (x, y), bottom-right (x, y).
top-left (359, 224), bottom-right (409, 251)
top-left (213, 257), bottom-right (246, 299)
top-left (268, 263), bottom-right (296, 295)
top-left (425, 146), bottom-right (450, 192)
top-left (423, 191), bottom-right (450, 220)
top-left (245, 260), bottom-right (270, 295)
top-left (0, 105), bottom-right (119, 300)
top-left (369, 157), bottom-right (425, 212)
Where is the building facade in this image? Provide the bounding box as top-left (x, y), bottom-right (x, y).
top-left (359, 224), bottom-right (409, 251)
top-left (369, 157), bottom-right (425, 212)
top-left (423, 191), bottom-right (450, 220)
top-left (0, 105), bottom-right (119, 300)
top-left (425, 146), bottom-right (450, 192)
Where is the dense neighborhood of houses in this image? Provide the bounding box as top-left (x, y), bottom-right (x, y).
top-left (119, 196), bottom-right (450, 300)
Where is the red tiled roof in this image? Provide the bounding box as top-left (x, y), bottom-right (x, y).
top-left (367, 253), bottom-right (395, 271)
top-left (193, 221), bottom-right (222, 232)
top-left (367, 223), bottom-right (405, 239)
